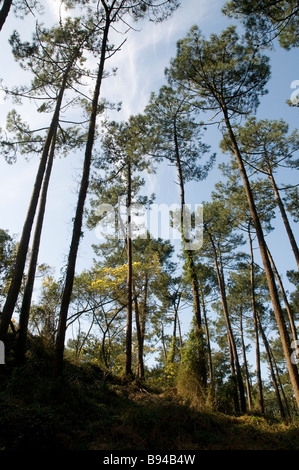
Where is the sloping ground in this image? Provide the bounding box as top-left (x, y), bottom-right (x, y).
top-left (87, 385), bottom-right (299, 451)
top-left (0, 353), bottom-right (298, 450)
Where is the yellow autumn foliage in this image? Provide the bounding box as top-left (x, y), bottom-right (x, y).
top-left (91, 253), bottom-right (161, 292)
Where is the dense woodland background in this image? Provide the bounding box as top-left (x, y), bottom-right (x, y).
top-left (0, 0), bottom-right (299, 450)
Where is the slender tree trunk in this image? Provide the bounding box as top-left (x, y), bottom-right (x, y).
top-left (169, 302), bottom-right (179, 364)
top-left (270, 345), bottom-right (292, 419)
top-left (174, 121), bottom-right (207, 388)
top-left (0, 70), bottom-right (69, 342)
top-left (240, 308), bottom-right (252, 412)
top-left (222, 105), bottom-right (299, 408)
top-left (257, 313), bottom-right (287, 419)
top-left (248, 224), bottom-right (264, 414)
top-left (227, 335), bottom-right (240, 415)
top-left (133, 282), bottom-right (144, 379)
top-left (219, 246), bottom-right (247, 413)
top-left (0, 0), bottom-right (13, 31)
top-left (266, 244), bottom-right (298, 350)
top-left (161, 322), bottom-right (167, 363)
top-left (206, 226), bottom-right (247, 413)
top-left (177, 311), bottom-right (183, 360)
top-left (140, 274), bottom-right (148, 363)
top-left (15, 130), bottom-right (57, 365)
top-left (268, 169), bottom-right (299, 270)
top-left (53, 17), bottom-right (110, 377)
top-left (125, 158), bottom-right (133, 377)
top-left (200, 285), bottom-right (214, 389)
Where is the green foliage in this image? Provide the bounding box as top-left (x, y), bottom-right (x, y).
top-left (284, 186), bottom-right (299, 223)
top-left (223, 0), bottom-right (299, 49)
top-left (176, 325), bottom-right (210, 409)
top-left (143, 84), bottom-right (215, 183)
top-left (0, 229), bottom-right (16, 308)
top-left (221, 116), bottom-right (299, 178)
top-left (168, 25), bottom-right (270, 120)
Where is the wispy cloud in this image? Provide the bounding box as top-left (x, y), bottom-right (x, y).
top-left (100, 0), bottom-right (223, 121)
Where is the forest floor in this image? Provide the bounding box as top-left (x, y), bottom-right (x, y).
top-left (0, 339), bottom-right (298, 451)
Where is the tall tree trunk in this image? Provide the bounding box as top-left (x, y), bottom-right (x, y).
top-left (133, 285), bottom-right (144, 379)
top-left (140, 273), bottom-right (148, 363)
top-left (227, 335), bottom-right (240, 415)
top-left (200, 285), bottom-right (214, 390)
top-left (125, 158), bottom-right (133, 377)
top-left (240, 308), bottom-right (252, 412)
top-left (257, 313), bottom-right (287, 419)
top-left (15, 129), bottom-right (57, 365)
top-left (268, 168), bottom-right (299, 270)
top-left (169, 300), bottom-right (179, 364)
top-left (53, 16), bottom-right (110, 377)
top-left (0, 0), bottom-right (13, 31)
top-left (222, 105), bottom-right (299, 408)
top-left (266, 244), bottom-right (298, 350)
top-left (248, 224), bottom-right (264, 414)
top-left (206, 227), bottom-right (247, 413)
top-left (161, 322), bottom-right (167, 363)
top-left (270, 344), bottom-right (292, 419)
top-left (177, 311), bottom-right (183, 360)
top-left (174, 121), bottom-right (207, 388)
top-left (219, 244), bottom-right (247, 413)
top-left (0, 70), bottom-right (69, 342)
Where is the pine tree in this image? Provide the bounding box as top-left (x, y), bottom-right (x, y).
top-left (168, 24), bottom-right (299, 408)
top-left (143, 84), bottom-right (215, 389)
top-left (0, 17), bottom-right (98, 349)
top-left (88, 116), bottom-right (153, 376)
top-left (0, 0), bottom-right (39, 32)
top-left (223, 0), bottom-right (299, 49)
top-left (53, 0), bottom-right (179, 377)
top-left (221, 117), bottom-right (299, 269)
top-left (201, 199), bottom-right (247, 413)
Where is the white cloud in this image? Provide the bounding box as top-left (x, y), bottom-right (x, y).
top-left (45, 0), bottom-right (68, 22)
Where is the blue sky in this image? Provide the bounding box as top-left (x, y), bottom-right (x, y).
top-left (0, 0), bottom-right (233, 274)
top-left (0, 0), bottom-right (298, 357)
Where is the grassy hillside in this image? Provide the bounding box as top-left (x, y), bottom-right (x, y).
top-left (0, 338), bottom-right (298, 451)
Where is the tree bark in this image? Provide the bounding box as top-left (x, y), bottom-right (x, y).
top-left (206, 226), bottom-right (247, 413)
top-left (257, 313), bottom-right (287, 419)
top-left (133, 283), bottom-right (144, 379)
top-left (222, 105), bottom-right (299, 408)
top-left (0, 0), bottom-right (13, 32)
top-left (169, 297), bottom-right (180, 364)
top-left (248, 224), bottom-right (264, 414)
top-left (53, 14), bottom-right (110, 377)
top-left (15, 129), bottom-right (57, 364)
top-left (0, 69), bottom-right (69, 342)
top-left (240, 308), bottom-right (252, 412)
top-left (125, 158), bottom-right (133, 377)
top-left (268, 168), bottom-right (299, 270)
top-left (200, 285), bottom-right (214, 390)
top-left (266, 244), bottom-right (298, 349)
top-left (227, 335), bottom-right (240, 415)
top-left (174, 121), bottom-right (207, 388)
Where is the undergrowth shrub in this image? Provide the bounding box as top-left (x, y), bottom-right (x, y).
top-left (176, 327), bottom-right (215, 410)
